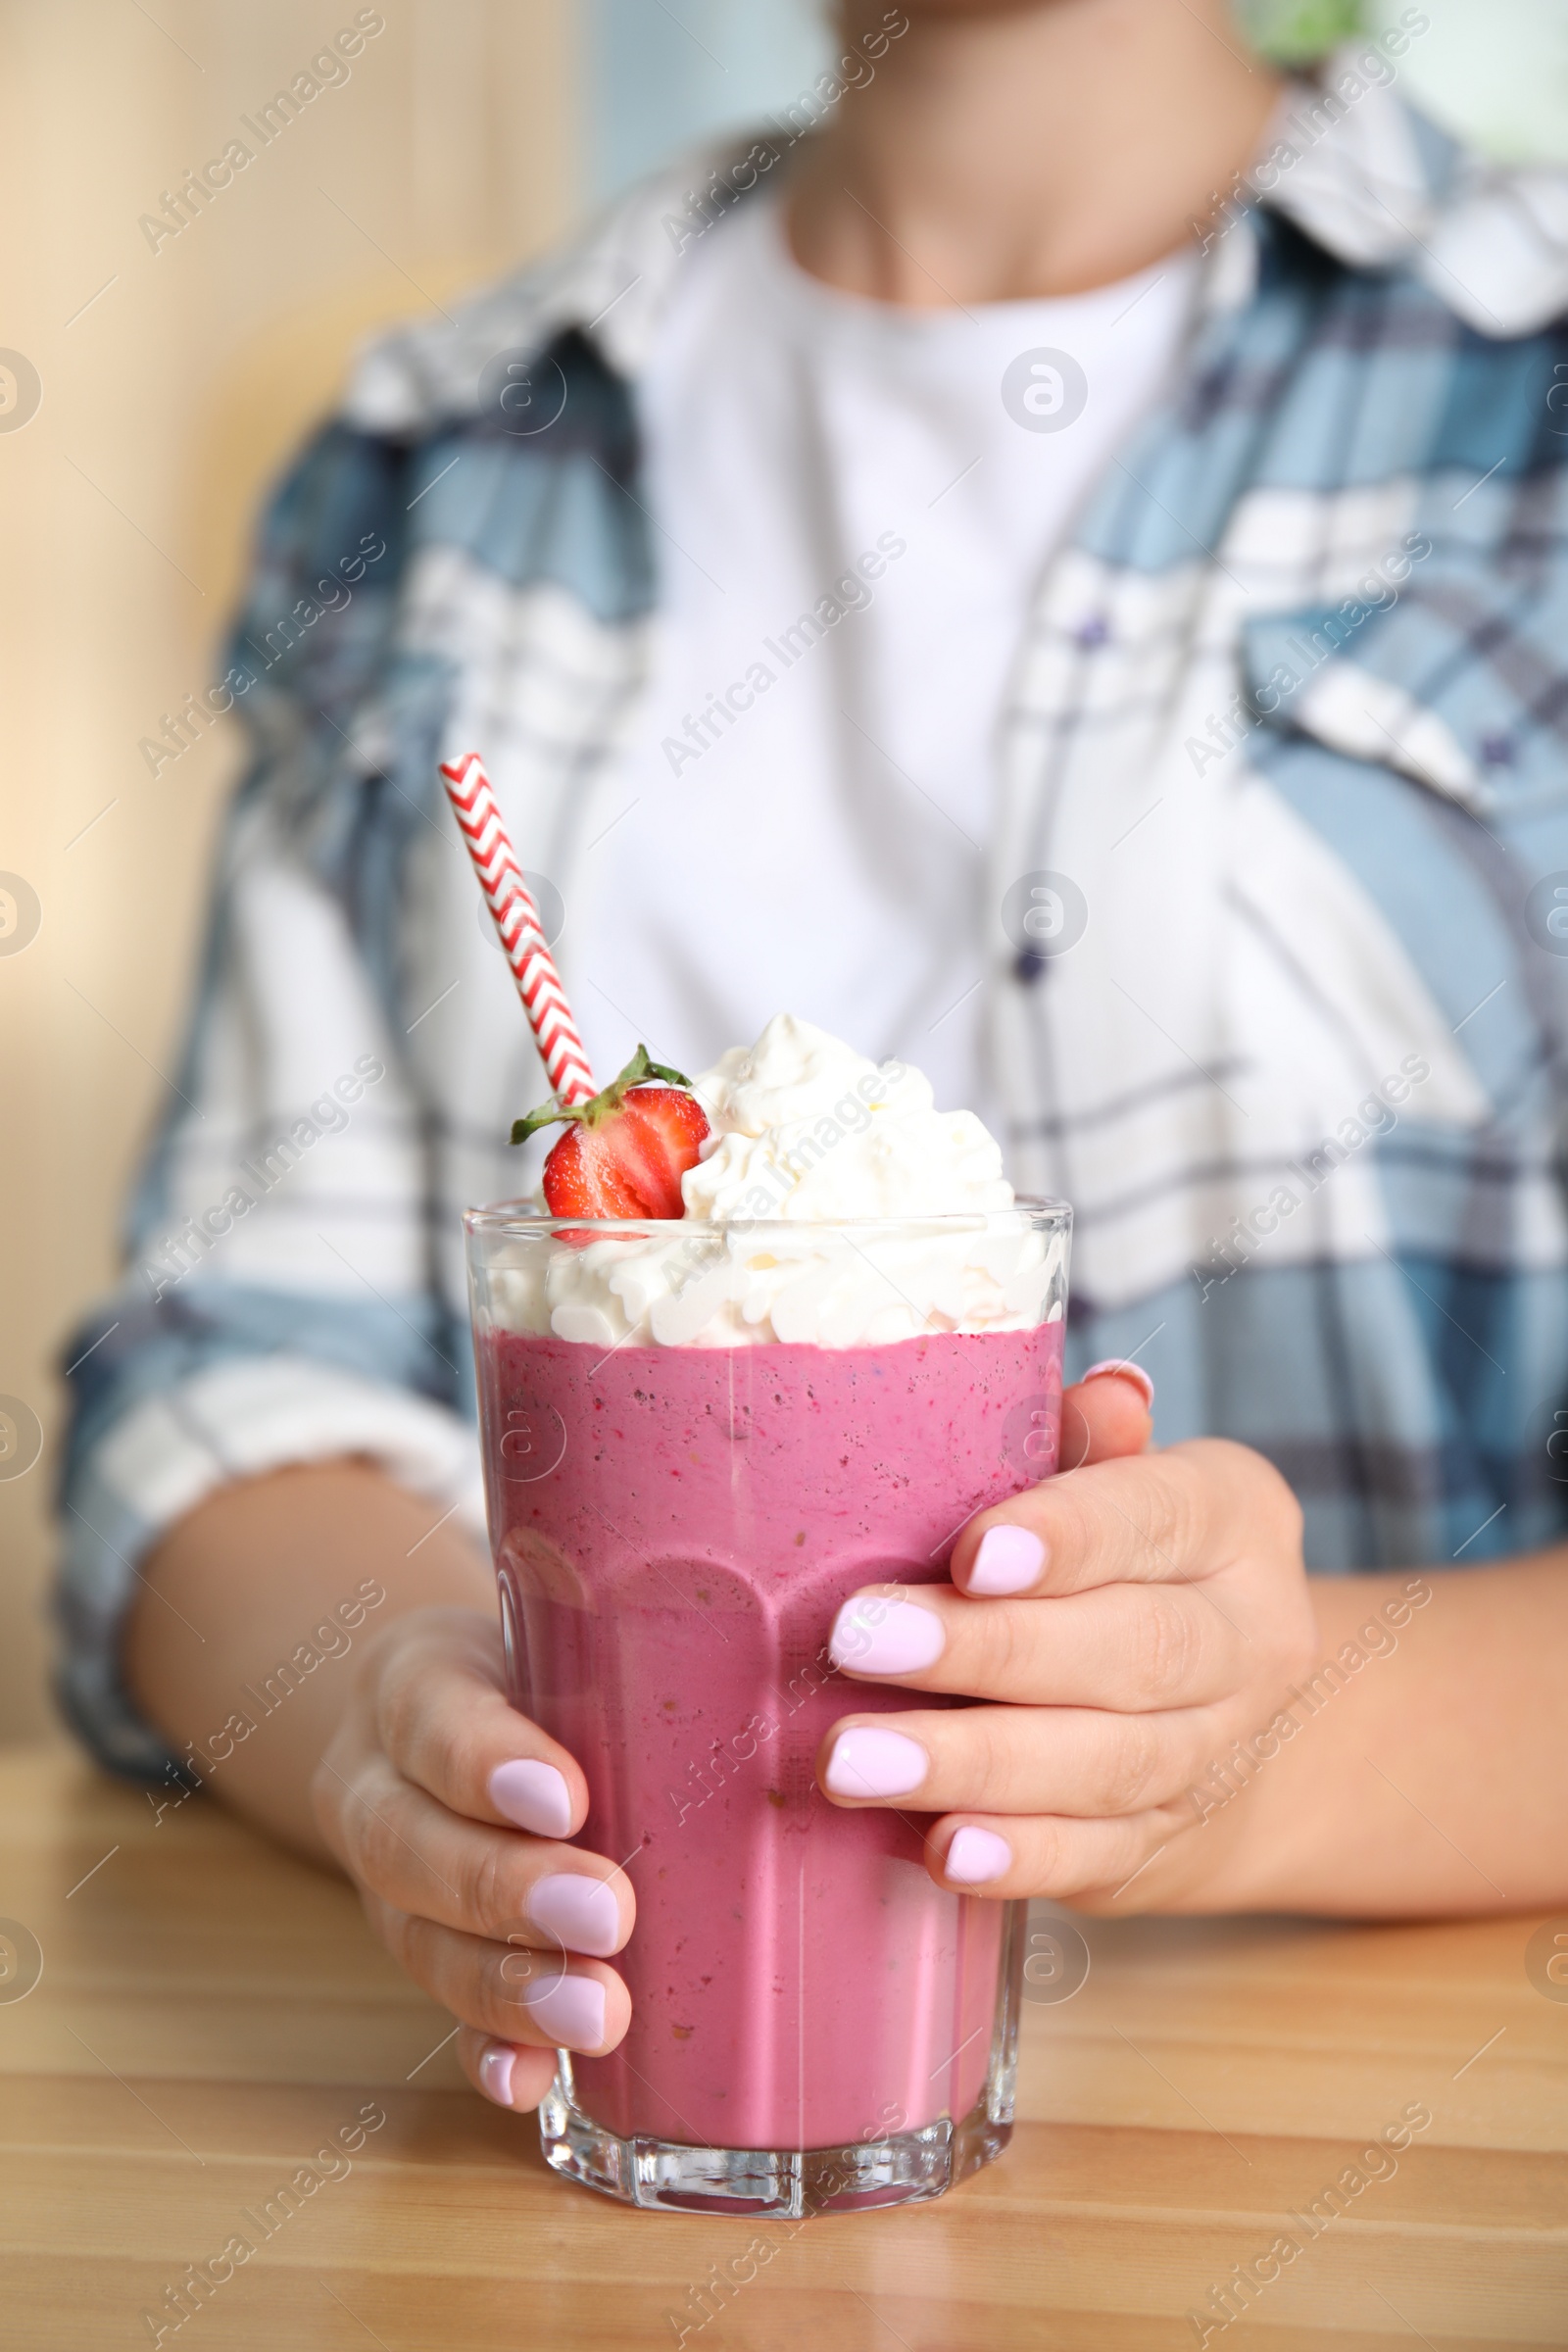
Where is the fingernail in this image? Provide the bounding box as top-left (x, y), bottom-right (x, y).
top-left (489, 1759), bottom-right (573, 1838)
top-left (824, 1725), bottom-right (928, 1799)
top-left (969, 1524), bottom-right (1046, 1594)
top-left (945, 1826), bottom-right (1013, 1886)
top-left (829, 1595), bottom-right (945, 1676)
top-left (1082, 1357), bottom-right (1155, 1408)
top-left (521, 1970), bottom-right (607, 2051)
top-left (478, 2040), bottom-right (516, 2107)
top-left (526, 1872), bottom-right (621, 1958)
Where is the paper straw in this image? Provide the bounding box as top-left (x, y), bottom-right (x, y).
top-left (439, 751), bottom-right (597, 1105)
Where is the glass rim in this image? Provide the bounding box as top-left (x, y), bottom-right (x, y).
top-left (464, 1193), bottom-right (1072, 1241)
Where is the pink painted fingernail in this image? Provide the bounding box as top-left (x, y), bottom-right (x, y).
top-left (829, 1595), bottom-right (945, 1676)
top-left (945, 1826), bottom-right (1013, 1886)
top-left (969, 1524), bottom-right (1046, 1594)
top-left (521, 1971), bottom-right (607, 2051)
top-left (478, 2041), bottom-right (516, 2107)
top-left (824, 1726), bottom-right (928, 1799)
top-left (489, 1759), bottom-right (573, 1838)
top-left (1082, 1358), bottom-right (1155, 1408)
top-left (526, 1873), bottom-right (621, 1958)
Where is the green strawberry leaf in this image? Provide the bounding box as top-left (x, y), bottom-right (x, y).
top-left (510, 1044), bottom-right (695, 1147)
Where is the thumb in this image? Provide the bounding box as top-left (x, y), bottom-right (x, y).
top-left (1058, 1362), bottom-right (1153, 1472)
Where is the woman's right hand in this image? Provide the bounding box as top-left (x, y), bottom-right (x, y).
top-left (312, 1603), bottom-right (632, 2113)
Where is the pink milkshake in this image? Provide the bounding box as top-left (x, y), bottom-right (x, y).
top-left (465, 1018), bottom-right (1070, 2213)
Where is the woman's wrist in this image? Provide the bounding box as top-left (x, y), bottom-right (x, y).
top-left (126, 1461), bottom-right (495, 1860)
top-left (1126, 1558), bottom-right (1568, 1919)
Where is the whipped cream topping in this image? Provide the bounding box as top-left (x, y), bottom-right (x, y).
top-left (484, 1015), bottom-right (1065, 1349)
top-left (683, 1016), bottom-right (1013, 1223)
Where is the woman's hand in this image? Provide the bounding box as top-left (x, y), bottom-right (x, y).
top-left (313, 1605), bottom-right (632, 2113)
top-left (816, 1367), bottom-right (1317, 1911)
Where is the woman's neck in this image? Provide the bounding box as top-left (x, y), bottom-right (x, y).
top-left (787, 0), bottom-right (1282, 304)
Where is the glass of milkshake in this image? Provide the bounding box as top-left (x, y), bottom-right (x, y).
top-left (465, 1018), bottom-right (1069, 2215)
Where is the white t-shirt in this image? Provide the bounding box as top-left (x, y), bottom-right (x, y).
top-left (573, 188), bottom-right (1197, 1145)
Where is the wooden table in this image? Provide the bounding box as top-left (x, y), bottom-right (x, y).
top-left (1, 1746), bottom-right (1564, 2350)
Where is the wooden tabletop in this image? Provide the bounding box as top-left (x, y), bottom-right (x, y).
top-left (1, 1745), bottom-right (1564, 2350)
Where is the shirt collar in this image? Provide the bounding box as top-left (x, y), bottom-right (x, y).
top-left (1252, 43), bottom-right (1568, 337)
top-left (343, 137), bottom-right (768, 434)
top-left (344, 58), bottom-right (1568, 436)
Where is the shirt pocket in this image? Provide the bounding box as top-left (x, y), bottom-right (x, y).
top-left (1237, 551), bottom-right (1568, 1115)
top-left (1239, 546), bottom-right (1568, 821)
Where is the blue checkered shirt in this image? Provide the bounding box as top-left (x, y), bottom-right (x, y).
top-left (56, 60), bottom-right (1568, 1776)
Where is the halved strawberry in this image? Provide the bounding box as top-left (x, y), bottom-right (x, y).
top-left (512, 1046), bottom-right (710, 1220)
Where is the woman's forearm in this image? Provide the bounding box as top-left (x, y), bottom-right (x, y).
top-left (125, 1459), bottom-right (1566, 1916)
top-left (122, 1461), bottom-right (495, 1861)
top-left (1174, 1555), bottom-right (1568, 1917)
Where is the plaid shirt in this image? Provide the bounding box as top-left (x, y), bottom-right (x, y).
top-left (58, 55), bottom-right (1568, 1778)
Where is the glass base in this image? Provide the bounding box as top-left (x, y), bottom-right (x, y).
top-left (538, 2061), bottom-right (1013, 2216)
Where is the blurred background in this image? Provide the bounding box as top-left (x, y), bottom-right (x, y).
top-left (3, 0), bottom-right (1565, 1750)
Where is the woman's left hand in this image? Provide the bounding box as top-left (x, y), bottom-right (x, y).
top-left (816, 1368), bottom-right (1317, 1911)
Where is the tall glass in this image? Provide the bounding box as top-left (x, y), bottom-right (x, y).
top-left (466, 1202), bottom-right (1070, 2216)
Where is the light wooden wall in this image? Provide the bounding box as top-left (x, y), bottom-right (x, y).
top-left (0, 0), bottom-right (579, 1743)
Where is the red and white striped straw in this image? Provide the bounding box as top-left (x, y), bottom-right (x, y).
top-left (439, 751), bottom-right (598, 1106)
